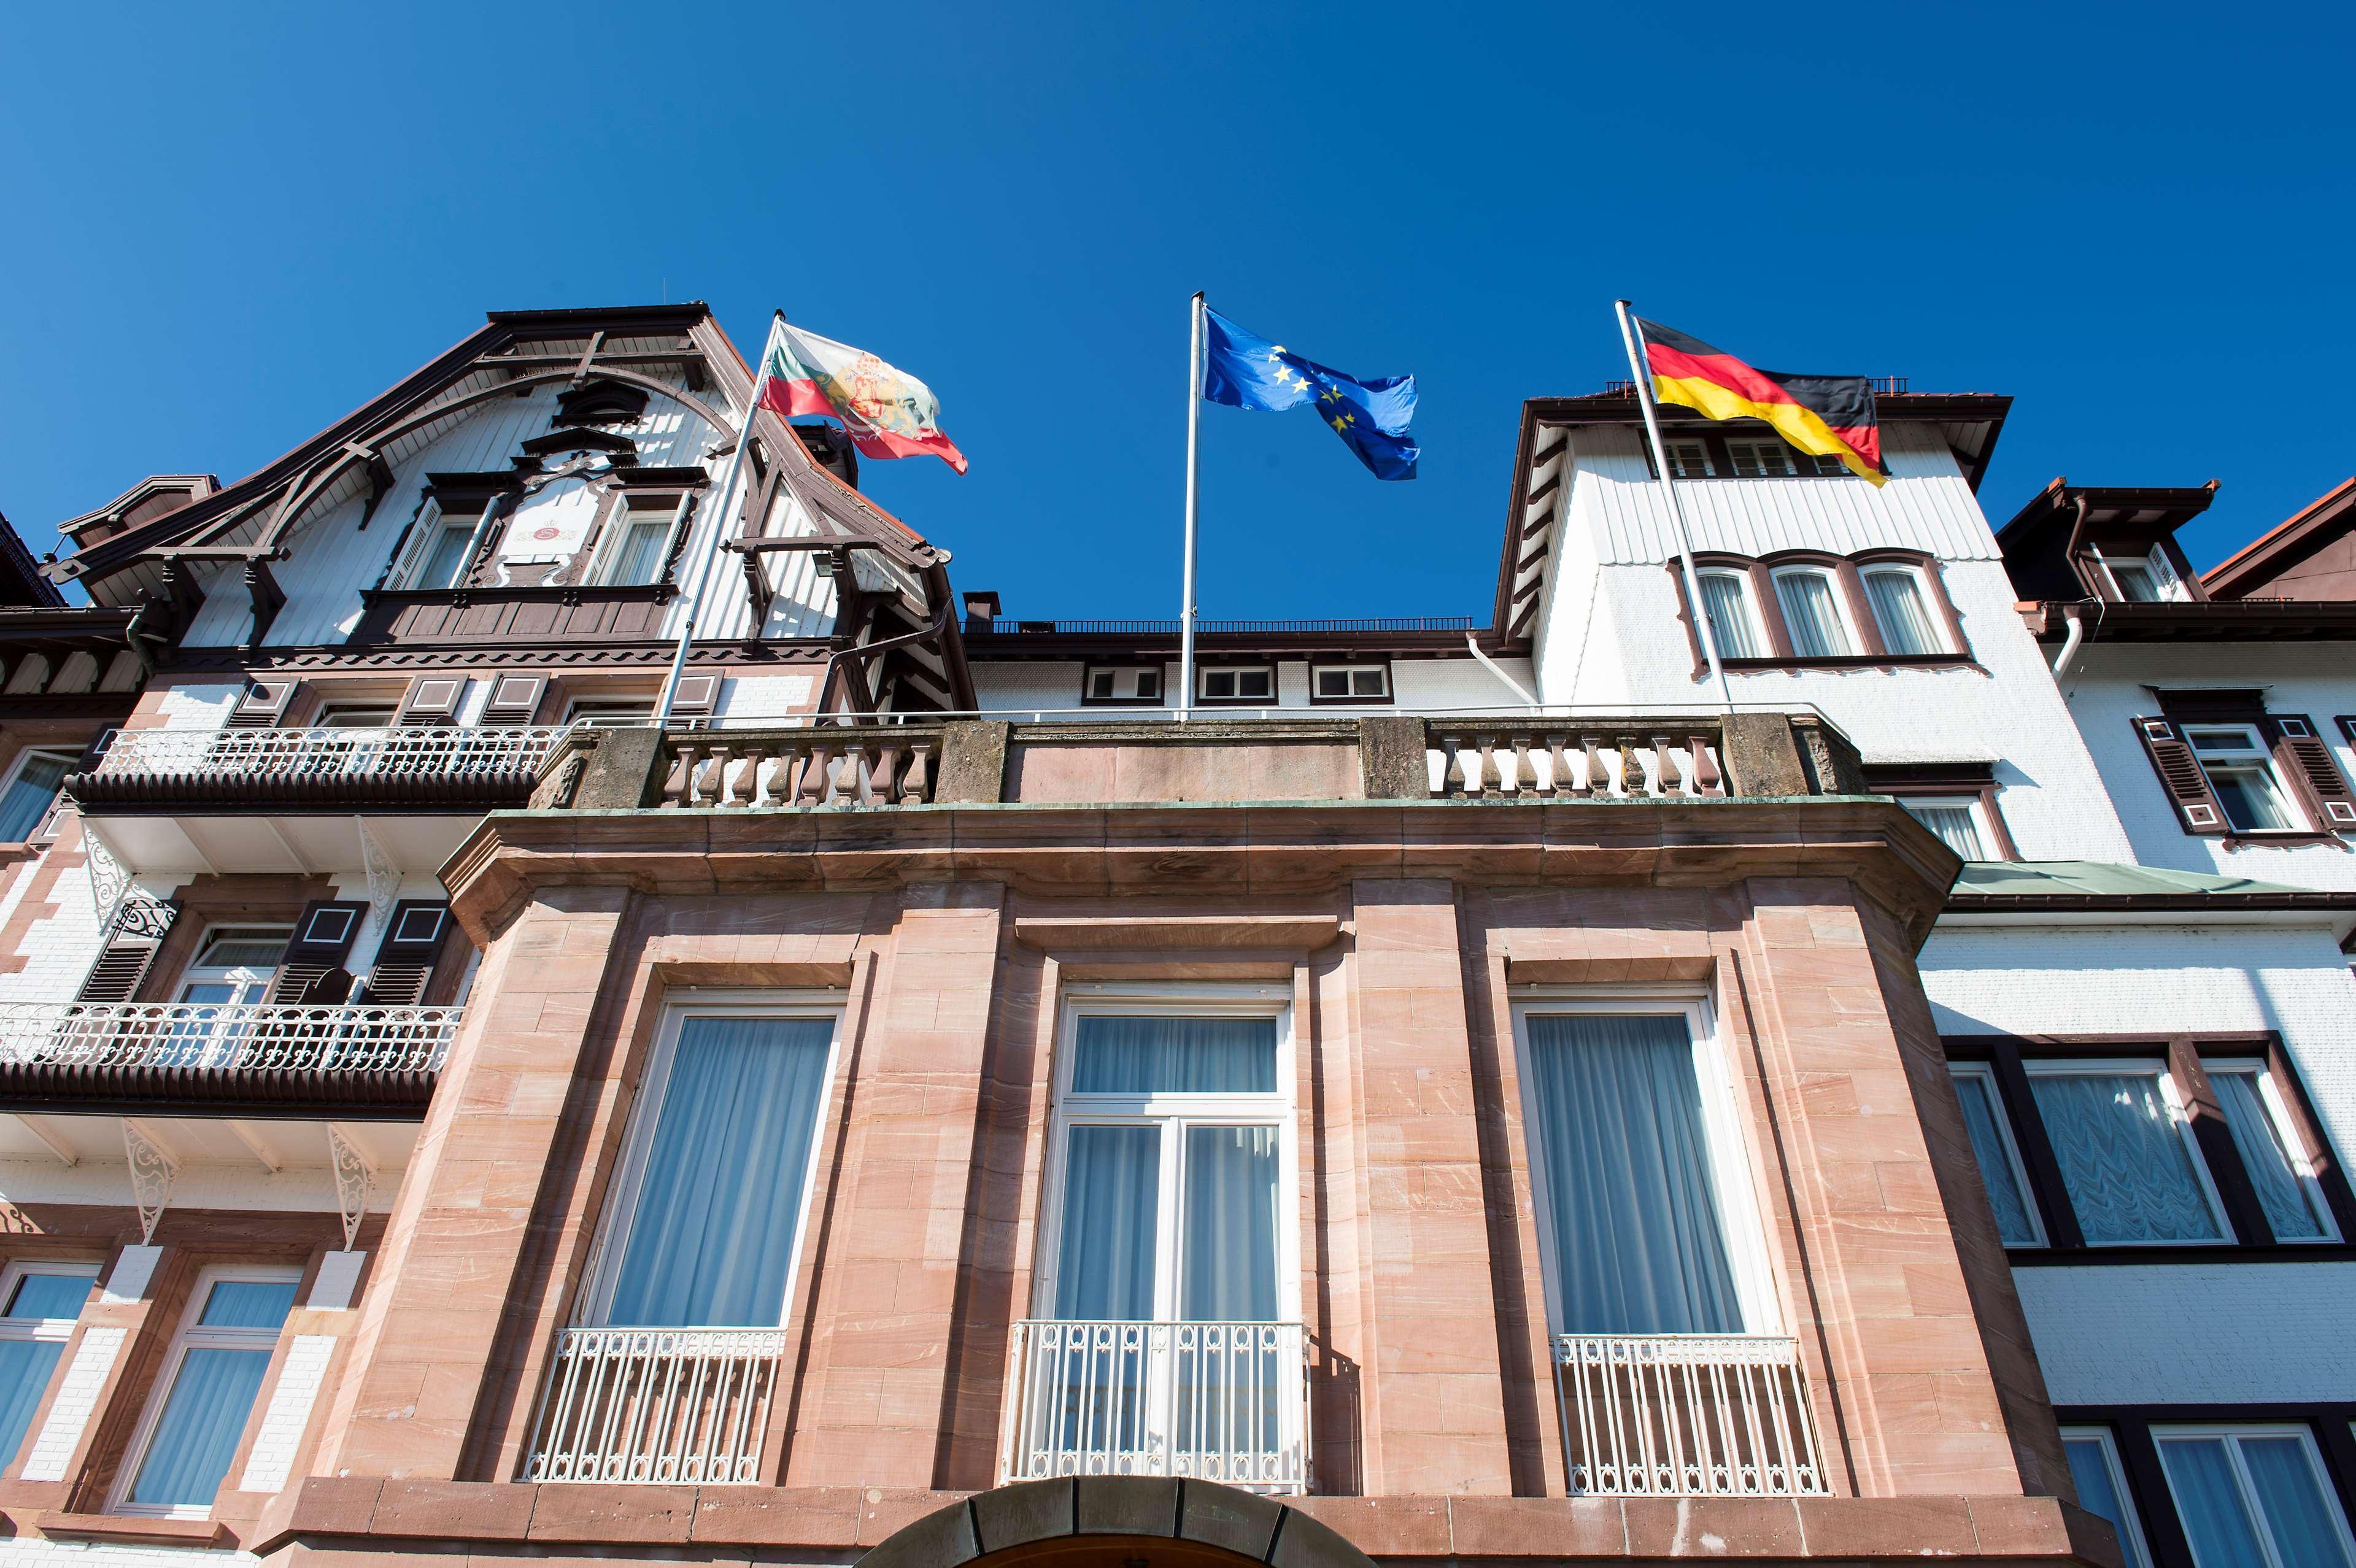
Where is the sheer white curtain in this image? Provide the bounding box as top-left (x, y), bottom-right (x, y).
top-left (1773, 572), bottom-right (1853, 657)
top-left (1181, 1127), bottom-right (1280, 1320)
top-left (2213, 1072), bottom-right (2326, 1240)
top-left (1909, 805), bottom-right (1987, 860)
top-left (1074, 1016), bottom-right (1276, 1093)
top-left (1699, 575), bottom-right (1762, 658)
top-left (2028, 1072), bottom-right (2222, 1244)
top-left (606, 1017), bottom-right (833, 1326)
top-left (1054, 1126), bottom-right (1161, 1319)
top-left (1953, 1073), bottom-right (2037, 1245)
top-left (1863, 570), bottom-right (1942, 655)
top-left (1526, 1014), bottom-right (1742, 1334)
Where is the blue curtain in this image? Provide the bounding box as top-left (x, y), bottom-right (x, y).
top-left (1054, 1125), bottom-right (1160, 1319)
top-left (1073, 1016), bottom-right (1275, 1094)
top-left (201, 1280), bottom-right (298, 1329)
top-left (1181, 1126), bottom-right (1280, 1321)
top-left (2030, 1073), bottom-right (2223, 1244)
top-left (1526, 1014), bottom-right (1742, 1334)
top-left (0, 1339), bottom-right (63, 1467)
top-left (1953, 1074), bottom-right (2039, 1245)
top-left (8, 1274), bottom-right (90, 1320)
top-left (2214, 1073), bottom-right (2326, 1241)
top-left (2162, 1437), bottom-right (2273, 1568)
top-left (2241, 1437), bottom-right (2355, 1568)
top-left (0, 754), bottom-right (66, 843)
top-left (607, 1017), bottom-right (833, 1327)
top-left (2063, 1438), bottom-right (2142, 1568)
top-left (129, 1346), bottom-right (274, 1507)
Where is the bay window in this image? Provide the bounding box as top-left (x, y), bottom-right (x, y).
top-left (114, 1269), bottom-right (299, 1516)
top-left (2026, 1061), bottom-right (2228, 1246)
top-left (2209, 1062), bottom-right (2338, 1242)
top-left (0, 1263), bottom-right (96, 1468)
top-left (1770, 568), bottom-right (1855, 658)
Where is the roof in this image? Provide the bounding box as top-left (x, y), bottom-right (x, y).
top-left (2202, 477), bottom-right (2356, 601)
top-left (2016, 598), bottom-right (2356, 644)
top-left (0, 512), bottom-right (64, 608)
top-left (1944, 861), bottom-right (2356, 940)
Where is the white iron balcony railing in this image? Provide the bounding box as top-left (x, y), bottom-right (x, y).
top-left (0, 1001), bottom-right (461, 1075)
top-left (998, 1319), bottom-right (1309, 1494)
top-left (1553, 1334), bottom-right (1827, 1497)
top-left (78, 725), bottom-right (570, 803)
top-left (522, 1325), bottom-right (786, 1485)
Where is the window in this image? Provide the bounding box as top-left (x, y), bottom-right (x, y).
top-left (0, 750), bottom-right (75, 844)
top-left (2155, 1426), bottom-right (2356, 1568)
top-left (2060, 1427), bottom-right (2152, 1568)
top-left (1311, 664), bottom-right (1389, 701)
top-left (314, 704), bottom-right (396, 729)
top-left (0, 1263), bottom-right (96, 1469)
top-left (2099, 549), bottom-right (2184, 604)
top-left (1900, 796), bottom-right (1993, 860)
top-left (1083, 666), bottom-right (1164, 705)
top-left (1949, 1063), bottom-right (2044, 1246)
top-left (1665, 440), bottom-right (1713, 478)
top-left (1515, 1000), bottom-right (1770, 1334)
top-left (1861, 565), bottom-right (1947, 656)
top-left (2210, 1062), bottom-right (2338, 1242)
top-left (114, 1269), bottom-right (299, 1516)
top-left (1199, 666), bottom-right (1275, 702)
top-left (1726, 439), bottom-right (1799, 478)
top-left (598, 505), bottom-right (673, 587)
top-left (1771, 568), bottom-right (1855, 658)
top-left (179, 926), bottom-right (291, 1008)
top-left (406, 510), bottom-right (479, 592)
top-left (2025, 1061), bottom-right (2227, 1245)
top-left (2185, 725), bottom-right (2301, 832)
top-left (563, 697), bottom-right (657, 727)
top-left (586, 1003), bottom-right (839, 1327)
top-left (1697, 571), bottom-right (1765, 660)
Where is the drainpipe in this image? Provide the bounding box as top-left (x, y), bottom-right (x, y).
top-left (1466, 633), bottom-right (1537, 708)
top-left (2050, 604), bottom-right (2085, 678)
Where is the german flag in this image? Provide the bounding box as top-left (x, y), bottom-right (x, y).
top-left (1637, 319), bottom-right (1883, 486)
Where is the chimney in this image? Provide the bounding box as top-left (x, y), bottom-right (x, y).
top-left (963, 590), bottom-right (1001, 632)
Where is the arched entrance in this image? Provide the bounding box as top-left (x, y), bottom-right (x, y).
top-left (859, 1478), bottom-right (1375, 1568)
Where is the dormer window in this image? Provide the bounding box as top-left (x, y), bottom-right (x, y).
top-left (1656, 432), bottom-right (1855, 480)
top-left (2096, 548), bottom-right (2185, 603)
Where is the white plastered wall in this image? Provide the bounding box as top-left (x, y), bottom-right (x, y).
top-left (968, 655), bottom-right (1539, 719)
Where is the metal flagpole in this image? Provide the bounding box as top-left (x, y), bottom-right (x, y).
top-left (656, 320), bottom-right (772, 725)
top-left (1614, 299), bottom-right (1732, 709)
top-left (1178, 290), bottom-right (1205, 719)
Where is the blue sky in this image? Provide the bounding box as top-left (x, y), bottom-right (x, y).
top-left (5, 4), bottom-right (2351, 618)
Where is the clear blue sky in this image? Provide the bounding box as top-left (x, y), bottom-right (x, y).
top-left (6, 4), bottom-right (2350, 618)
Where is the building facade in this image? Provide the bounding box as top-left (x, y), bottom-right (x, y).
top-left (0, 303), bottom-right (2342, 1568)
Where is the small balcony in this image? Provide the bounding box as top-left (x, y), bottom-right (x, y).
top-left (522, 1325), bottom-right (786, 1485)
top-left (1551, 1333), bottom-right (1828, 1497)
top-left (997, 1319), bottom-right (1310, 1494)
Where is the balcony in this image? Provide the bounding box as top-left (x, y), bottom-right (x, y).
top-left (997, 1319), bottom-right (1310, 1494)
top-left (1551, 1333), bottom-right (1827, 1497)
top-left (522, 1325), bottom-right (786, 1485)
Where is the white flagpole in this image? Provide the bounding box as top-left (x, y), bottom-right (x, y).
top-left (1615, 299), bottom-right (1732, 709)
top-left (1178, 291), bottom-right (1205, 719)
top-left (657, 318), bottom-right (772, 724)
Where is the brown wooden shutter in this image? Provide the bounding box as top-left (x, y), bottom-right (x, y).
top-left (668, 673), bottom-right (720, 722)
top-left (74, 895), bottom-right (179, 1003)
top-left (479, 673), bottom-right (547, 728)
top-left (2269, 714), bottom-right (2356, 829)
top-left (225, 679), bottom-right (299, 729)
top-left (2134, 716), bottom-right (2229, 834)
top-left (357, 901), bottom-right (452, 1005)
top-left (396, 675), bottom-right (467, 726)
top-left (265, 899), bottom-right (368, 1003)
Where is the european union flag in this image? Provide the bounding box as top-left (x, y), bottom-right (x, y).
top-left (1201, 307), bottom-right (1418, 481)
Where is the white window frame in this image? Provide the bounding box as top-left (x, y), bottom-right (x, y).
top-left (592, 500), bottom-right (677, 589)
top-left (577, 992), bottom-right (844, 1329)
top-left (1033, 984), bottom-right (1300, 1326)
top-left (0, 747), bottom-right (80, 845)
top-left (397, 501), bottom-right (481, 592)
top-left (1508, 989), bottom-right (1780, 1336)
top-left (1724, 438), bottom-right (1799, 478)
top-left (109, 1264), bottom-right (301, 1519)
top-left (1197, 665), bottom-right (1276, 703)
top-left (1898, 795), bottom-right (1999, 862)
top-left (562, 695), bottom-right (659, 727)
top-left (2153, 1424), bottom-right (2356, 1568)
top-left (1696, 570), bottom-right (1768, 660)
top-left (1664, 439), bottom-right (1714, 478)
top-left (1947, 1062), bottom-right (2047, 1248)
top-left (2023, 1058), bottom-right (2233, 1247)
top-left (312, 703), bottom-right (397, 729)
top-left (2097, 548), bottom-right (2186, 604)
top-left (1083, 666), bottom-right (1164, 705)
top-left (1769, 566), bottom-right (1858, 658)
top-left (1309, 663), bottom-right (1390, 701)
top-left (1858, 562), bottom-right (1950, 656)
top-left (2060, 1424), bottom-right (2153, 1568)
top-left (2185, 724), bottom-right (2308, 833)
top-left (2207, 1058), bottom-right (2341, 1243)
top-left (178, 924), bottom-right (293, 1006)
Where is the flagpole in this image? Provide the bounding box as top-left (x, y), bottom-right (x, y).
top-left (1178, 290), bottom-right (1205, 720)
top-left (657, 325), bottom-right (770, 725)
top-left (1615, 299), bottom-right (1732, 709)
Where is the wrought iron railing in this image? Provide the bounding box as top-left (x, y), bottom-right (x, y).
top-left (522, 1326), bottom-right (786, 1485)
top-left (83, 725), bottom-right (570, 789)
top-left (659, 726), bottom-right (941, 808)
top-left (0, 1001), bottom-right (461, 1074)
top-left (1551, 1333), bottom-right (1826, 1497)
top-left (1426, 722), bottom-right (1727, 800)
top-left (975, 617), bottom-right (1480, 636)
top-left (998, 1319), bottom-right (1309, 1494)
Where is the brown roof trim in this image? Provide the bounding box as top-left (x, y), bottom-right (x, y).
top-left (2202, 477), bottom-right (2356, 600)
top-left (1517, 390), bottom-right (2014, 487)
top-left (964, 625), bottom-right (1494, 660)
top-left (2019, 598), bottom-right (2356, 643)
top-left (1945, 889), bottom-right (2356, 916)
top-left (0, 1063), bottom-right (436, 1119)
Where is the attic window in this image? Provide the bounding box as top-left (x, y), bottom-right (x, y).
top-left (553, 380), bottom-right (650, 428)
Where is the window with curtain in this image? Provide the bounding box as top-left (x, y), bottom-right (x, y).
top-left (2026, 1065), bottom-right (2226, 1245)
top-left (119, 1272), bottom-right (299, 1515)
top-left (1861, 567), bottom-right (1945, 655)
top-left (2061, 1427), bottom-right (2152, 1568)
top-left (1772, 570), bottom-right (1855, 658)
top-left (600, 508), bottom-right (673, 587)
top-left (0, 751), bottom-right (72, 844)
top-left (1950, 1065), bottom-right (2042, 1246)
top-left (1522, 1011), bottom-right (1746, 1334)
top-left (2211, 1066), bottom-right (2335, 1242)
top-left (1698, 573), bottom-right (1764, 659)
top-left (2157, 1427), bottom-right (2356, 1568)
top-left (601, 1014), bottom-right (836, 1327)
top-left (0, 1267), bottom-right (94, 1469)
top-left (1900, 798), bottom-right (1990, 860)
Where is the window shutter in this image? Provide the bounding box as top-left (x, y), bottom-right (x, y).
top-left (265, 900), bottom-right (368, 1003)
top-left (2134, 716), bottom-right (2229, 834)
top-left (74, 895), bottom-right (179, 1003)
top-left (357, 901), bottom-right (452, 1006)
top-left (396, 675), bottom-right (467, 726)
top-left (225, 679), bottom-right (299, 730)
top-left (479, 673), bottom-right (547, 728)
top-left (668, 673), bottom-right (720, 722)
top-left (2269, 714), bottom-right (2356, 828)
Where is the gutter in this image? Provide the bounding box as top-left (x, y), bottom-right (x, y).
top-left (1466, 632), bottom-right (1537, 706)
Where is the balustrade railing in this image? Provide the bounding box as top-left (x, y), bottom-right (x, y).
top-left (1552, 1333), bottom-right (1826, 1497)
top-left (84, 725), bottom-right (568, 787)
top-left (0, 1001), bottom-right (460, 1075)
top-left (659, 727), bottom-right (940, 809)
top-left (1427, 722), bottom-right (1726, 800)
top-left (522, 1326), bottom-right (785, 1485)
top-left (998, 1319), bottom-right (1308, 1494)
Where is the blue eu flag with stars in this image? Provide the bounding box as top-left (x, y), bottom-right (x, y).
top-left (1201, 307), bottom-right (1418, 481)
